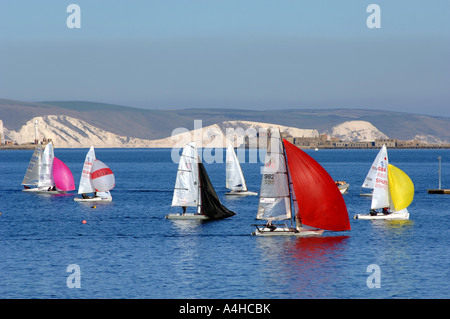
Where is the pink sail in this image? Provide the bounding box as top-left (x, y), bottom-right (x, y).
top-left (52, 157), bottom-right (75, 191)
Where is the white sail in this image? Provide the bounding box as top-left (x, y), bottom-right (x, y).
top-left (38, 142), bottom-right (54, 188)
top-left (78, 146), bottom-right (96, 194)
top-left (171, 142), bottom-right (200, 207)
top-left (226, 144), bottom-right (247, 192)
top-left (257, 129), bottom-right (291, 221)
top-left (362, 145), bottom-right (386, 189)
top-left (22, 144), bottom-right (42, 186)
top-left (371, 145), bottom-right (390, 209)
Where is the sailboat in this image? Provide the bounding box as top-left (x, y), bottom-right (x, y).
top-left (22, 142), bottom-right (75, 194)
top-left (225, 144), bottom-right (257, 196)
top-left (166, 142), bottom-right (236, 220)
top-left (252, 129), bottom-right (351, 236)
top-left (74, 146), bottom-right (114, 202)
top-left (354, 145), bottom-right (414, 220)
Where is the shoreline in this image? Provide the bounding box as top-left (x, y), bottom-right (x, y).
top-left (2, 145), bottom-right (450, 150)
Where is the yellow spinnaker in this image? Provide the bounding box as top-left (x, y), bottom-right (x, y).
top-left (388, 164), bottom-right (414, 211)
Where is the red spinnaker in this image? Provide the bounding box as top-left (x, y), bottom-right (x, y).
top-left (283, 139), bottom-right (350, 231)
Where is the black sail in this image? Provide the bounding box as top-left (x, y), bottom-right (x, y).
top-left (198, 162), bottom-right (236, 219)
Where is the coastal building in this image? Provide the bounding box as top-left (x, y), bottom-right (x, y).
top-left (375, 139), bottom-right (397, 148)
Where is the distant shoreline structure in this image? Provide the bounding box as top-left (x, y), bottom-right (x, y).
top-left (2, 142), bottom-right (450, 150)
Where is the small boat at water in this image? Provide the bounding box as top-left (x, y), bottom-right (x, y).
top-left (252, 129), bottom-right (351, 236)
top-left (22, 142), bottom-right (75, 194)
top-left (166, 142), bottom-right (236, 220)
top-left (335, 181), bottom-right (349, 194)
top-left (225, 144), bottom-right (257, 196)
top-left (74, 146), bottom-right (115, 202)
top-left (354, 145), bottom-right (414, 220)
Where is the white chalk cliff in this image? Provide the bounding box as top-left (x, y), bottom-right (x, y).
top-left (327, 120), bottom-right (388, 141)
top-left (2, 115), bottom-right (389, 148)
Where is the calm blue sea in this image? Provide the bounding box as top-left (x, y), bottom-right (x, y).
top-left (0, 148), bottom-right (449, 299)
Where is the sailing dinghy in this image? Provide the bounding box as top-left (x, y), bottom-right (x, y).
top-left (166, 142), bottom-right (236, 220)
top-left (252, 129), bottom-right (351, 236)
top-left (225, 144), bottom-right (257, 196)
top-left (74, 146), bottom-right (114, 202)
top-left (355, 145), bottom-right (414, 220)
top-left (22, 142), bottom-right (75, 194)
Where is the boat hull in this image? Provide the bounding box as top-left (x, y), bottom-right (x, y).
top-left (74, 196), bottom-right (112, 202)
top-left (338, 183), bottom-right (349, 194)
top-left (22, 187), bottom-right (65, 194)
top-left (252, 226), bottom-right (324, 237)
top-left (225, 190), bottom-right (258, 196)
top-left (165, 213), bottom-right (209, 220)
top-left (354, 210), bottom-right (409, 220)
top-left (359, 193), bottom-right (373, 197)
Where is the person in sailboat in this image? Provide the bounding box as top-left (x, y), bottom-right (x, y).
top-left (370, 209), bottom-right (378, 216)
top-left (382, 207), bottom-right (390, 215)
top-left (82, 193), bottom-right (89, 199)
top-left (182, 206), bottom-right (187, 215)
top-left (266, 220), bottom-right (277, 231)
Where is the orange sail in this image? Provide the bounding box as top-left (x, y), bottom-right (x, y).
top-left (283, 139), bottom-right (350, 231)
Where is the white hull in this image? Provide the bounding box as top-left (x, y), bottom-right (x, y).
top-left (165, 213), bottom-right (209, 220)
top-left (360, 193), bottom-right (373, 197)
top-left (74, 196), bottom-right (112, 202)
top-left (225, 190), bottom-right (258, 196)
top-left (338, 183), bottom-right (349, 194)
top-left (354, 210), bottom-right (409, 220)
top-left (359, 187), bottom-right (373, 197)
top-left (252, 226), bottom-right (324, 237)
top-left (22, 187), bottom-right (65, 194)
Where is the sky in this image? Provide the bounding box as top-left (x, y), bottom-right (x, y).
top-left (0, 0), bottom-right (449, 117)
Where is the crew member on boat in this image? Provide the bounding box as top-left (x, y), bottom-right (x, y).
top-left (266, 220), bottom-right (276, 231)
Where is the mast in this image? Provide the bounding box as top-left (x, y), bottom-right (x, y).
top-left (279, 128), bottom-right (297, 228)
top-left (438, 156), bottom-right (442, 190)
top-left (197, 154), bottom-right (202, 214)
top-left (34, 120), bottom-right (39, 145)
